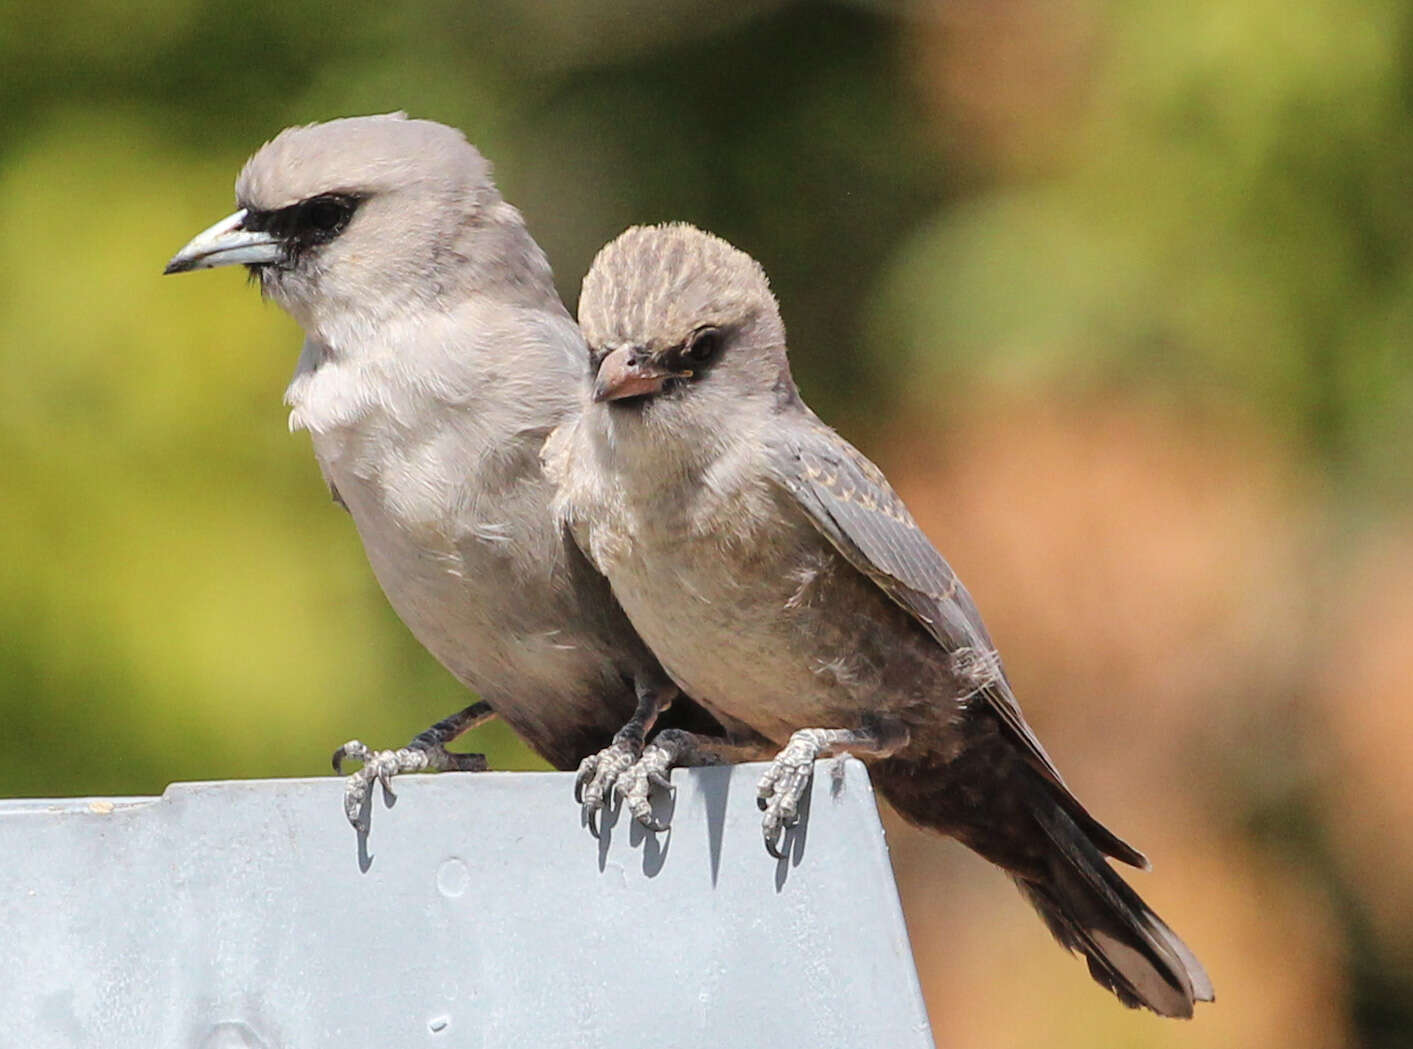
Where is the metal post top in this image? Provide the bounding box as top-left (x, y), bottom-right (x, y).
top-left (1, 761), bottom-right (935, 1049)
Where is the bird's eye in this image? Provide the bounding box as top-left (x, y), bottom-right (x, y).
top-left (684, 327), bottom-right (722, 363)
top-left (298, 195), bottom-right (356, 236)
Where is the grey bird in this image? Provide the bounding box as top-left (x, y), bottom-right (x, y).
top-left (547, 223), bottom-right (1214, 1017)
top-left (163, 115), bottom-right (739, 825)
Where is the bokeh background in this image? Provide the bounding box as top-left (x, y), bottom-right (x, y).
top-left (4, 0), bottom-right (1411, 1044)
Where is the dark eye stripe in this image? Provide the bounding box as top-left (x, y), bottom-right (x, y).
top-left (244, 194), bottom-right (361, 256)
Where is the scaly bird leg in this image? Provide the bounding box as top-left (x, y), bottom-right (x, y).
top-left (575, 679), bottom-right (677, 836)
top-left (333, 701), bottom-right (494, 827)
top-left (614, 729), bottom-right (775, 832)
top-left (757, 721), bottom-right (908, 859)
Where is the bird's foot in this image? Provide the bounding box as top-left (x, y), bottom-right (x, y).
top-left (332, 700), bottom-right (495, 828)
top-left (596, 729), bottom-right (742, 835)
top-left (756, 722), bottom-right (908, 857)
top-left (613, 730), bottom-right (706, 832)
top-left (332, 738), bottom-right (488, 828)
top-left (757, 731), bottom-right (832, 858)
top-left (574, 737), bottom-right (643, 836)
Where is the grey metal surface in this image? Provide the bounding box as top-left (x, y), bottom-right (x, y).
top-left (1, 760), bottom-right (935, 1049)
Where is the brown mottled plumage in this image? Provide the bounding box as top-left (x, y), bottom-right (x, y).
top-left (551, 223), bottom-right (1214, 1017)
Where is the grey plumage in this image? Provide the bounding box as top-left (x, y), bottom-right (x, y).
top-left (550, 222), bottom-right (1214, 1017)
top-left (163, 116), bottom-right (731, 800)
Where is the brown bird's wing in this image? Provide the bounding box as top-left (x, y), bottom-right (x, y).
top-left (771, 417), bottom-right (1148, 869)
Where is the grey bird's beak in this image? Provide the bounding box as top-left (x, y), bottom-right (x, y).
top-left (592, 345), bottom-right (687, 403)
top-left (163, 209), bottom-right (283, 274)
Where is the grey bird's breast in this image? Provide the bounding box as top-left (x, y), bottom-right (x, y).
top-left (287, 333), bottom-right (643, 768)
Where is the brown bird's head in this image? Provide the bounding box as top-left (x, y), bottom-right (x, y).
top-left (579, 224), bottom-right (795, 422)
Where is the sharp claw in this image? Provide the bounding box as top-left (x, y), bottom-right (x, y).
top-left (756, 736), bottom-right (826, 858)
top-left (343, 777), bottom-right (366, 828)
top-left (334, 737), bottom-right (491, 832)
top-left (622, 783), bottom-right (665, 831)
top-left (765, 829), bottom-right (787, 860)
top-left (577, 737), bottom-right (690, 837)
top-left (334, 740), bottom-right (370, 775)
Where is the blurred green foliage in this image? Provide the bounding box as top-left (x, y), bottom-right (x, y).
top-left (4, 1), bottom-right (1413, 1044)
top-left (873, 0), bottom-right (1413, 500)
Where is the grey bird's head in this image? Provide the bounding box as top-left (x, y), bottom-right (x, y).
top-left (165, 113), bottom-right (557, 343)
top-left (580, 223), bottom-right (794, 440)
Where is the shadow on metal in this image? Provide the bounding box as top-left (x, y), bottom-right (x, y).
top-left (1, 760), bottom-right (934, 1049)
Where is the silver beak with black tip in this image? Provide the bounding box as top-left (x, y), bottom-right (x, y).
top-left (163, 209), bottom-right (284, 274)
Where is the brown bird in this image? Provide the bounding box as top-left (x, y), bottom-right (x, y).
top-left (548, 223), bottom-right (1214, 1017)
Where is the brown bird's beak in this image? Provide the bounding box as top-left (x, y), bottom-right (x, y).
top-left (592, 345), bottom-right (687, 403)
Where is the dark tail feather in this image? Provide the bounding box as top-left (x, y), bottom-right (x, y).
top-left (1063, 795), bottom-right (1150, 870)
top-left (1019, 801), bottom-right (1214, 1017)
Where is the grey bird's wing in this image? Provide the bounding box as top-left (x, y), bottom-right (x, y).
top-left (771, 414), bottom-right (1148, 869)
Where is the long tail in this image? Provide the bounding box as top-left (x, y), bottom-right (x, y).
top-left (1015, 799), bottom-right (1214, 1017)
top-left (876, 754), bottom-right (1213, 1016)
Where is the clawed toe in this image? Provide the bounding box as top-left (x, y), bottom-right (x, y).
top-left (613, 746), bottom-right (679, 832)
top-left (573, 728), bottom-right (748, 840)
top-left (759, 780), bottom-right (808, 858)
top-left (757, 734), bottom-right (822, 858)
top-left (759, 789), bottom-right (806, 858)
top-left (576, 741), bottom-right (641, 836)
top-left (576, 735), bottom-right (692, 835)
top-left (331, 739), bottom-right (371, 775)
top-left (334, 739), bottom-right (487, 829)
